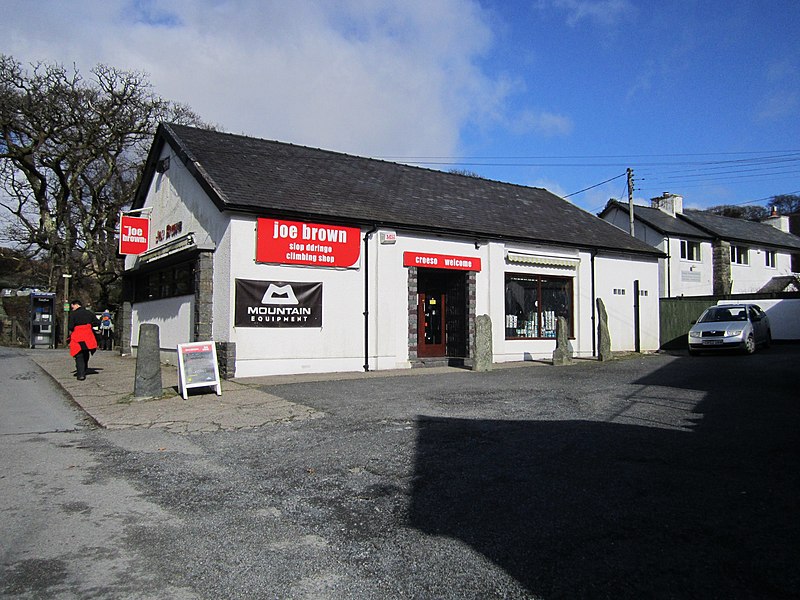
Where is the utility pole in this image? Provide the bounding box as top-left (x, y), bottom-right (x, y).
top-left (627, 168), bottom-right (635, 236)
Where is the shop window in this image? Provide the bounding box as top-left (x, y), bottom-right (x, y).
top-left (680, 240), bottom-right (701, 261)
top-left (731, 245), bottom-right (749, 265)
top-left (134, 260), bottom-right (196, 302)
top-left (505, 274), bottom-right (572, 339)
top-left (765, 250), bottom-right (777, 268)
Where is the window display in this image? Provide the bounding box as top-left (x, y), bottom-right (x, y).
top-left (505, 274), bottom-right (572, 339)
top-left (134, 259), bottom-right (196, 302)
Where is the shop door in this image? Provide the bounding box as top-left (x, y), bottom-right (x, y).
top-left (417, 292), bottom-right (446, 357)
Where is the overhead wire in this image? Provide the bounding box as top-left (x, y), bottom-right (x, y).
top-left (406, 150), bottom-right (799, 205)
top-left (188, 143), bottom-right (799, 205)
top-left (562, 172), bottom-right (626, 198)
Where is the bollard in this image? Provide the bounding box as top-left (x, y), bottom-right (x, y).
top-left (473, 314), bottom-right (493, 372)
top-left (134, 323), bottom-right (163, 399)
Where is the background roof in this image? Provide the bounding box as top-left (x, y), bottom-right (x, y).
top-left (680, 210), bottom-right (800, 251)
top-left (600, 200), bottom-right (800, 252)
top-left (600, 201), bottom-right (709, 239)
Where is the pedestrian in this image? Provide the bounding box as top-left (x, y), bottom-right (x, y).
top-left (68, 299), bottom-right (99, 380)
top-left (99, 309), bottom-right (113, 351)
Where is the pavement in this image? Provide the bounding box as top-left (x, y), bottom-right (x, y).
top-left (26, 348), bottom-right (467, 433)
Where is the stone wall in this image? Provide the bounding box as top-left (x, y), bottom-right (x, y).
top-left (215, 341), bottom-right (236, 379)
top-left (194, 251), bottom-right (214, 341)
top-left (407, 267), bottom-right (418, 362)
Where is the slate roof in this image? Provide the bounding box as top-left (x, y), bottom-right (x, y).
top-left (757, 275), bottom-right (800, 293)
top-left (600, 200), bottom-right (800, 252)
top-left (134, 124), bottom-right (664, 256)
top-left (600, 200), bottom-right (708, 238)
top-left (681, 210), bottom-right (800, 251)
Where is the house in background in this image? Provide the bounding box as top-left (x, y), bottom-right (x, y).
top-left (599, 193), bottom-right (800, 298)
top-left (764, 207), bottom-right (800, 274)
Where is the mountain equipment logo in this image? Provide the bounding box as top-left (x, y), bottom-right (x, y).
top-left (235, 279), bottom-right (322, 328)
top-left (261, 283), bottom-right (299, 305)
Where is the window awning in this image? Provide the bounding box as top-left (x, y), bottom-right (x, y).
top-left (139, 233), bottom-right (198, 264)
top-left (506, 252), bottom-right (580, 269)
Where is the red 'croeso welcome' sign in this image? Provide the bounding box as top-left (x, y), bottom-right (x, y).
top-left (256, 218), bottom-right (361, 268)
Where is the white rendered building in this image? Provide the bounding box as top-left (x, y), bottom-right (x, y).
top-left (600, 194), bottom-right (800, 298)
top-left (123, 124), bottom-right (663, 377)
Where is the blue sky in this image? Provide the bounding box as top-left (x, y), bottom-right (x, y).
top-left (3, 0), bottom-right (799, 214)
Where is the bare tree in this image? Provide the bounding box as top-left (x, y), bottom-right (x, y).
top-left (768, 194), bottom-right (800, 215)
top-left (0, 55), bottom-right (207, 306)
top-left (705, 204), bottom-right (770, 222)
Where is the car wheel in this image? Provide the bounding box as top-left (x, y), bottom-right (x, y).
top-left (743, 333), bottom-right (756, 354)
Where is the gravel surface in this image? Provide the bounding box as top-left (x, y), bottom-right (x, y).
top-left (8, 347), bottom-right (799, 599)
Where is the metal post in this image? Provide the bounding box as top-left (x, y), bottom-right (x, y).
top-left (627, 168), bottom-right (635, 237)
top-left (62, 273), bottom-right (72, 346)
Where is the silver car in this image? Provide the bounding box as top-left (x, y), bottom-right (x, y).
top-left (688, 304), bottom-right (771, 355)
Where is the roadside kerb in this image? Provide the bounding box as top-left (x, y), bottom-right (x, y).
top-left (27, 349), bottom-right (321, 433)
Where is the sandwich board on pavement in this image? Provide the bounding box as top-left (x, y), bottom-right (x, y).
top-left (177, 341), bottom-right (222, 400)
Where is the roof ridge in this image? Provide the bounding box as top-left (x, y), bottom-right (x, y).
top-left (164, 122), bottom-right (552, 193)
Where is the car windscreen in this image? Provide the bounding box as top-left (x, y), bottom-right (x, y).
top-left (698, 307), bottom-right (748, 323)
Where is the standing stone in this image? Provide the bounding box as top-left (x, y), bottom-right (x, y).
top-left (596, 298), bottom-right (612, 361)
top-left (134, 323), bottom-right (163, 399)
top-left (712, 240), bottom-right (733, 295)
top-left (552, 316), bottom-right (574, 366)
top-left (473, 314), bottom-right (493, 372)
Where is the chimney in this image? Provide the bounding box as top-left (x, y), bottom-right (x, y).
top-left (764, 208), bottom-right (790, 232)
top-left (651, 192), bottom-right (683, 216)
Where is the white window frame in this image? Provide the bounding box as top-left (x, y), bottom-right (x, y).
top-left (680, 240), bottom-right (701, 262)
top-left (731, 245), bottom-right (749, 265)
top-left (765, 250), bottom-right (777, 269)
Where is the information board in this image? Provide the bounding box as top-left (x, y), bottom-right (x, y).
top-left (177, 341), bottom-right (222, 400)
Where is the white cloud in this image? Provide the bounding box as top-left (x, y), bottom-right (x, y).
top-left (756, 92), bottom-right (799, 122)
top-left (756, 59), bottom-right (799, 122)
top-left (528, 177), bottom-right (568, 198)
top-left (540, 0), bottom-right (635, 27)
top-left (1, 0), bottom-right (513, 159)
top-left (513, 109), bottom-right (574, 137)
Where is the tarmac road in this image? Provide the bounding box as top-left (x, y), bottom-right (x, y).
top-left (2, 345), bottom-right (799, 598)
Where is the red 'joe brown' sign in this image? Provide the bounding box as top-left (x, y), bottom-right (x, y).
top-left (257, 218), bottom-right (361, 268)
top-left (403, 252), bottom-right (481, 271)
top-left (119, 215), bottom-right (150, 255)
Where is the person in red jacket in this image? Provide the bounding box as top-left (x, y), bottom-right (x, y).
top-left (68, 299), bottom-right (100, 381)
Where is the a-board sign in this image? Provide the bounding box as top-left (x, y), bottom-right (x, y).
top-left (177, 341), bottom-right (222, 400)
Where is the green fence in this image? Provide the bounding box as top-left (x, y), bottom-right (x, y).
top-left (659, 298), bottom-right (712, 350)
top-left (659, 292), bottom-right (799, 350)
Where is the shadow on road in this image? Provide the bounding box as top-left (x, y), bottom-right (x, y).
top-left (410, 349), bottom-right (800, 598)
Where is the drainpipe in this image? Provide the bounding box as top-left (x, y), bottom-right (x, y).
top-left (633, 279), bottom-right (641, 353)
top-left (665, 236), bottom-right (672, 298)
top-left (363, 225), bottom-right (378, 372)
top-left (591, 250), bottom-right (597, 357)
